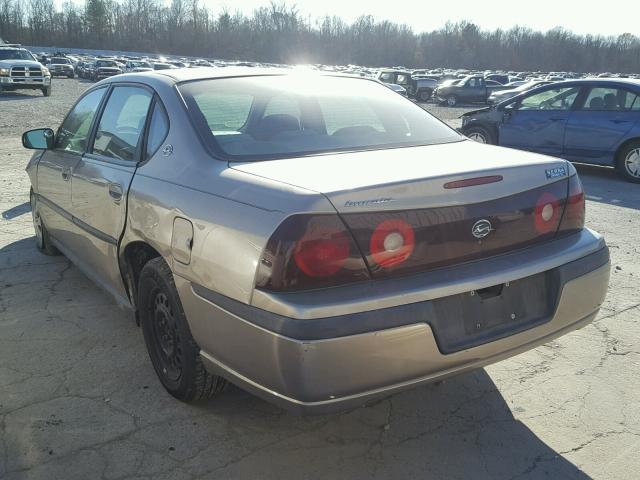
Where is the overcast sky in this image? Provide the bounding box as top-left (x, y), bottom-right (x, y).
top-left (199, 0), bottom-right (635, 37)
top-left (55, 0), bottom-right (637, 37)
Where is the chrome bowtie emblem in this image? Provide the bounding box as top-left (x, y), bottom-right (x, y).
top-left (472, 219), bottom-right (494, 239)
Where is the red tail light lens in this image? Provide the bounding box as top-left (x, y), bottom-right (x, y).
top-left (559, 174), bottom-right (585, 234)
top-left (256, 214), bottom-right (370, 292)
top-left (294, 230), bottom-right (349, 277)
top-left (534, 192), bottom-right (562, 234)
top-left (369, 219), bottom-right (415, 268)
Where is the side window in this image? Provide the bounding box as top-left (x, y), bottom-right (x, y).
top-left (379, 72), bottom-right (393, 83)
top-left (627, 94), bottom-right (640, 111)
top-left (92, 86), bottom-right (152, 162)
top-left (519, 87), bottom-right (580, 111)
top-left (146, 101), bottom-right (169, 159)
top-left (583, 87), bottom-right (628, 111)
top-left (55, 88), bottom-right (106, 153)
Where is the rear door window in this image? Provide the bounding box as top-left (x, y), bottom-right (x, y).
top-left (582, 87), bottom-right (640, 111)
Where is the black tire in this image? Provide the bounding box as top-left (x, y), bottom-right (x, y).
top-left (464, 125), bottom-right (496, 145)
top-left (446, 95), bottom-right (458, 107)
top-left (42, 86), bottom-right (51, 97)
top-left (68, 74), bottom-right (74, 79)
top-left (138, 257), bottom-right (228, 402)
top-left (30, 190), bottom-right (60, 256)
top-left (616, 141), bottom-right (640, 183)
top-left (418, 89), bottom-right (432, 102)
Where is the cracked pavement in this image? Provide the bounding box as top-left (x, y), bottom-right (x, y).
top-left (1, 79), bottom-right (639, 479)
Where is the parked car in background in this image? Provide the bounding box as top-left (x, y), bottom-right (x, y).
top-left (461, 79), bottom-right (640, 182)
top-left (376, 69), bottom-right (438, 101)
top-left (153, 62), bottom-right (177, 70)
top-left (434, 75), bottom-right (513, 106)
top-left (125, 60), bottom-right (153, 73)
top-left (91, 59), bottom-right (122, 81)
top-left (488, 80), bottom-right (553, 104)
top-left (48, 57), bottom-right (74, 78)
top-left (23, 69), bottom-right (609, 412)
top-left (0, 44), bottom-right (51, 96)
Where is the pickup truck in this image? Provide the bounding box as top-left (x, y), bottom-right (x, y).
top-left (376, 70), bottom-right (438, 101)
top-left (433, 75), bottom-right (513, 106)
top-left (0, 45), bottom-right (52, 96)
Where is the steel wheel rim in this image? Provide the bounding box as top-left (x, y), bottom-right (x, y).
top-left (468, 132), bottom-right (487, 143)
top-left (447, 96), bottom-right (456, 106)
top-left (151, 291), bottom-right (182, 382)
top-left (624, 148), bottom-right (640, 178)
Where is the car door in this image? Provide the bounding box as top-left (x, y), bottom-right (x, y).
top-left (563, 86), bottom-right (640, 165)
top-left (36, 87), bottom-right (107, 247)
top-left (67, 84), bottom-right (154, 302)
top-left (462, 78), bottom-right (484, 103)
top-left (498, 85), bottom-right (581, 156)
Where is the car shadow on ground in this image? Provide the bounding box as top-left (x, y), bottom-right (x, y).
top-left (1, 201), bottom-right (30, 220)
top-left (0, 235), bottom-right (593, 479)
top-left (0, 91), bottom-right (46, 101)
top-left (575, 163), bottom-right (640, 210)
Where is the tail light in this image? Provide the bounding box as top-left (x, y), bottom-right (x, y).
top-left (558, 174), bottom-right (585, 233)
top-left (533, 192), bottom-right (562, 234)
top-left (369, 219), bottom-right (415, 268)
top-left (255, 214), bottom-right (370, 292)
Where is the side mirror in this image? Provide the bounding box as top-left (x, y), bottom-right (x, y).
top-left (22, 128), bottom-right (55, 150)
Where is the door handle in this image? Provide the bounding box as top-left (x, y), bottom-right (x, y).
top-left (61, 167), bottom-right (71, 181)
top-left (108, 183), bottom-right (123, 203)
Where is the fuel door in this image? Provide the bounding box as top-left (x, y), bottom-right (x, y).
top-left (172, 217), bottom-right (194, 265)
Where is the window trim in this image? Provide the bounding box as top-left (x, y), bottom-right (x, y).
top-left (85, 82), bottom-right (156, 165)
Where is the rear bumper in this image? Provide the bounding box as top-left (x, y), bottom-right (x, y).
top-left (177, 230), bottom-right (609, 413)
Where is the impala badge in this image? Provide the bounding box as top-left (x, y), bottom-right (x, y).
top-left (472, 219), bottom-right (494, 239)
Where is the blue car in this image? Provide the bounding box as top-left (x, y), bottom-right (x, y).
top-left (460, 79), bottom-right (640, 182)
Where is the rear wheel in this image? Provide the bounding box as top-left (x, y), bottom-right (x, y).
top-left (30, 191), bottom-right (60, 255)
top-left (418, 89), bottom-right (432, 102)
top-left (138, 257), bottom-right (228, 402)
top-left (464, 125), bottom-right (495, 145)
top-left (616, 141), bottom-right (640, 183)
top-left (446, 95), bottom-right (458, 107)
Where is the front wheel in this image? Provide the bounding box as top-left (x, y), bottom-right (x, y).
top-left (138, 257), bottom-right (228, 402)
top-left (30, 191), bottom-right (60, 255)
top-left (42, 85), bottom-right (51, 97)
top-left (446, 95), bottom-right (458, 107)
top-left (616, 141), bottom-right (640, 183)
top-left (464, 125), bottom-right (495, 145)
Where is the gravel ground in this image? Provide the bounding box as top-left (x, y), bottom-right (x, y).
top-left (0, 79), bottom-right (639, 480)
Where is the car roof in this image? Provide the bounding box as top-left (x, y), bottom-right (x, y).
top-left (102, 66), bottom-right (366, 87)
top-left (549, 78), bottom-right (640, 89)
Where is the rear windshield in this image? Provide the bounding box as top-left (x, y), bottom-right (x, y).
top-left (178, 75), bottom-right (461, 160)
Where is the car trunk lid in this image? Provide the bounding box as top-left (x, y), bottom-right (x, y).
top-left (232, 140), bottom-right (573, 279)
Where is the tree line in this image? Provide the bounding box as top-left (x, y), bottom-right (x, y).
top-left (1, 0), bottom-right (640, 73)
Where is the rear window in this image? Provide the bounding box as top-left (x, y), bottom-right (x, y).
top-left (179, 75), bottom-right (460, 160)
